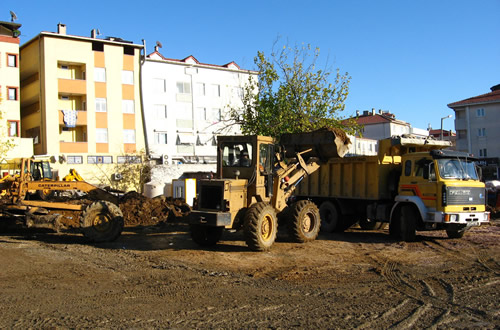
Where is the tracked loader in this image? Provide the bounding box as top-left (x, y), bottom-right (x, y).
top-left (189, 128), bottom-right (350, 251)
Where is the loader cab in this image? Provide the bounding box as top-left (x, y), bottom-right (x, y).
top-left (30, 160), bottom-right (53, 181)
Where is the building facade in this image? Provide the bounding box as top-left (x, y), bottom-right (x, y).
top-left (142, 49), bottom-right (257, 164)
top-left (448, 84), bottom-right (500, 178)
top-left (352, 109), bottom-right (429, 140)
top-left (0, 21), bottom-right (33, 159)
top-left (20, 24), bottom-right (145, 181)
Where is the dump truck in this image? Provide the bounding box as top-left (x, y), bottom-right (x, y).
top-left (295, 135), bottom-right (490, 241)
top-left (0, 158), bottom-right (124, 242)
top-left (189, 128), bottom-right (350, 251)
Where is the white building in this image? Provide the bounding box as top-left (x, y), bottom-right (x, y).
top-left (141, 48), bottom-right (257, 164)
top-left (352, 109), bottom-right (429, 140)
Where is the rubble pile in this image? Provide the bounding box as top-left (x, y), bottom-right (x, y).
top-left (119, 192), bottom-right (191, 227)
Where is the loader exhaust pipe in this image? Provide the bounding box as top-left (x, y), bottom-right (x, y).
top-left (280, 128), bottom-right (351, 161)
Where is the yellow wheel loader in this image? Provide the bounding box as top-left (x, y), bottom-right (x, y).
top-left (189, 129), bottom-right (350, 251)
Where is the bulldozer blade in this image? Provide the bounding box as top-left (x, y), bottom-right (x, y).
top-left (280, 128), bottom-right (351, 161)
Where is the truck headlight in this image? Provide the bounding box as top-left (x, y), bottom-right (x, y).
top-left (450, 214), bottom-right (458, 222)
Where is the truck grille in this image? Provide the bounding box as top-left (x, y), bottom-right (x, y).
top-left (447, 186), bottom-right (485, 205)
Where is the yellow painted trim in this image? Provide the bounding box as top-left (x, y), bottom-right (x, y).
top-left (124, 144), bottom-right (136, 153)
top-left (58, 78), bottom-right (86, 95)
top-left (94, 52), bottom-right (105, 67)
top-left (95, 82), bottom-right (107, 98)
top-left (123, 114), bottom-right (135, 129)
top-left (122, 84), bottom-right (135, 100)
top-left (123, 55), bottom-right (134, 70)
top-left (60, 142), bottom-right (88, 153)
top-left (95, 112), bottom-right (108, 128)
top-left (96, 143), bottom-right (109, 153)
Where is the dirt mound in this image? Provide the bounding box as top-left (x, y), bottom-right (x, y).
top-left (119, 192), bottom-right (191, 227)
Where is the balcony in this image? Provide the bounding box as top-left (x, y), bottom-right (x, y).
top-left (58, 78), bottom-right (86, 95)
top-left (59, 110), bottom-right (87, 126)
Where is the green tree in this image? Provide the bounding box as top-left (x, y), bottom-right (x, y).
top-left (230, 41), bottom-right (360, 139)
top-left (0, 94), bottom-right (15, 162)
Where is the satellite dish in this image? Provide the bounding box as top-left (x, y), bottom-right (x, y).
top-left (156, 41), bottom-right (163, 48)
top-left (10, 10), bottom-right (18, 22)
top-left (96, 29), bottom-right (101, 36)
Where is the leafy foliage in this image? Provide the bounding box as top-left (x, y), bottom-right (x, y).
top-left (0, 94), bottom-right (15, 162)
top-left (230, 41), bottom-right (360, 139)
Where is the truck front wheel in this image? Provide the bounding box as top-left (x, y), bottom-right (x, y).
top-left (288, 200), bottom-right (321, 243)
top-left (400, 205), bottom-right (417, 242)
top-left (190, 225), bottom-right (223, 246)
top-left (244, 202), bottom-right (278, 251)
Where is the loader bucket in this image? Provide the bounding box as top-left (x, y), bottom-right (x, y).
top-left (280, 128), bottom-right (351, 160)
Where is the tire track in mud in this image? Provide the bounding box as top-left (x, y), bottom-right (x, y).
top-left (356, 249), bottom-right (495, 329)
top-left (423, 239), bottom-right (500, 275)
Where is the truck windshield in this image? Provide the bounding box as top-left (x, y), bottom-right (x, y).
top-left (222, 143), bottom-right (253, 167)
top-left (437, 158), bottom-right (478, 181)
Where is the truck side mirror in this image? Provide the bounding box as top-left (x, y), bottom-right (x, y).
top-left (429, 163), bottom-right (436, 181)
top-left (475, 164), bottom-right (483, 181)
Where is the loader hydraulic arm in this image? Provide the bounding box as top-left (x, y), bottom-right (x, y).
top-left (271, 149), bottom-right (321, 211)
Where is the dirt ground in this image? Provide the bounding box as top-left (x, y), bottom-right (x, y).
top-left (0, 213), bottom-right (498, 328)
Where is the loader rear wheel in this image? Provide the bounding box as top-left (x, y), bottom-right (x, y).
top-left (80, 201), bottom-right (124, 243)
top-left (288, 200), bottom-right (321, 243)
top-left (190, 225), bottom-right (223, 246)
top-left (319, 201), bottom-right (339, 233)
top-left (244, 202), bottom-right (277, 251)
top-left (400, 205), bottom-right (417, 242)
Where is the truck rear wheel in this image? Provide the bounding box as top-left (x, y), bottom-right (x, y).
top-left (319, 201), bottom-right (339, 232)
top-left (80, 201), bottom-right (124, 243)
top-left (244, 202), bottom-right (277, 251)
top-left (190, 225), bottom-right (224, 246)
top-left (288, 200), bottom-right (321, 243)
top-left (400, 205), bottom-right (417, 242)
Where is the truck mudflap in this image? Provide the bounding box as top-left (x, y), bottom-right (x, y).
top-left (189, 210), bottom-right (231, 227)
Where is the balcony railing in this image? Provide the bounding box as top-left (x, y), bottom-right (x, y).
top-left (58, 78), bottom-right (86, 95)
top-left (455, 118), bottom-right (466, 130)
top-left (59, 110), bottom-right (87, 126)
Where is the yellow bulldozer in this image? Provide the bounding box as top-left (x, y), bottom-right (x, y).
top-left (0, 158), bottom-right (123, 242)
top-left (189, 128), bottom-right (350, 251)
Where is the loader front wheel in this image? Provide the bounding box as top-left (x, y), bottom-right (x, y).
top-left (244, 202), bottom-right (277, 251)
top-left (190, 225), bottom-right (223, 246)
top-left (288, 200), bottom-right (321, 243)
top-left (80, 201), bottom-right (124, 243)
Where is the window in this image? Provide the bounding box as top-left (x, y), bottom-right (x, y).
top-left (211, 108), bottom-right (221, 122)
top-left (95, 68), bottom-right (106, 82)
top-left (222, 142), bottom-right (253, 167)
top-left (67, 156), bottom-right (83, 164)
top-left (233, 87), bottom-right (243, 98)
top-left (7, 54), bottom-right (18, 67)
top-left (7, 87), bottom-right (18, 100)
top-left (404, 160), bottom-right (412, 176)
top-left (197, 83), bottom-right (206, 96)
top-left (122, 100), bottom-right (135, 114)
top-left (7, 121), bottom-right (19, 137)
top-left (155, 132), bottom-right (168, 144)
top-left (88, 156), bottom-right (113, 164)
top-left (117, 155), bottom-right (141, 164)
top-left (154, 79), bottom-right (166, 93)
top-left (60, 65), bottom-right (69, 70)
top-left (477, 128), bottom-right (486, 137)
top-left (123, 46), bottom-right (135, 56)
top-left (479, 149), bottom-right (487, 157)
top-left (96, 128), bottom-right (108, 143)
top-left (211, 84), bottom-right (221, 97)
top-left (122, 70), bottom-right (134, 85)
top-left (197, 107), bottom-right (207, 121)
top-left (154, 104), bottom-right (167, 118)
top-left (457, 130), bottom-right (467, 139)
top-left (95, 98), bottom-right (107, 112)
top-left (123, 129), bottom-right (136, 143)
top-left (476, 108), bottom-right (485, 117)
top-left (176, 82), bottom-right (191, 94)
top-left (92, 42), bottom-right (104, 52)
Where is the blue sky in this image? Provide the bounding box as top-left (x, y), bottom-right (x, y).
top-left (5, 0), bottom-right (500, 132)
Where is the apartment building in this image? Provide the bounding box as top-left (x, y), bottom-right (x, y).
top-left (20, 24), bottom-right (145, 181)
top-left (0, 21), bottom-right (33, 159)
top-left (448, 84), bottom-right (500, 178)
top-left (142, 47), bottom-right (257, 164)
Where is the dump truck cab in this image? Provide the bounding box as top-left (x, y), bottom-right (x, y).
top-left (394, 149), bottom-right (488, 239)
